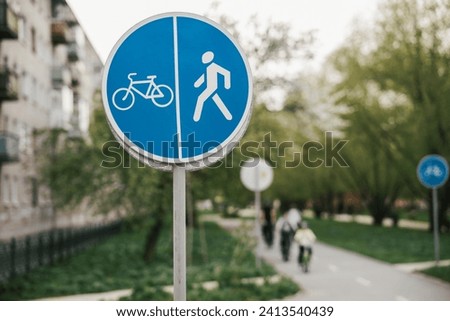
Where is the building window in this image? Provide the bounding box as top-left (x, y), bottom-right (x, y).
top-left (11, 118), bottom-right (17, 135)
top-left (31, 177), bottom-right (38, 207)
top-left (18, 17), bottom-right (26, 44)
top-left (11, 177), bottom-right (19, 206)
top-left (31, 27), bottom-right (36, 54)
top-left (26, 125), bottom-right (32, 155)
top-left (2, 176), bottom-right (10, 206)
top-left (3, 116), bottom-right (9, 132)
top-left (20, 71), bottom-right (27, 100)
top-left (19, 122), bottom-right (27, 152)
top-left (31, 76), bottom-right (37, 104)
top-left (24, 73), bottom-right (31, 99)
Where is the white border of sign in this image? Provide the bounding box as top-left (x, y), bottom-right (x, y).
top-left (102, 12), bottom-right (253, 170)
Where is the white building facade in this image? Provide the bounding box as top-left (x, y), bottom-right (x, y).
top-left (0, 0), bottom-right (102, 240)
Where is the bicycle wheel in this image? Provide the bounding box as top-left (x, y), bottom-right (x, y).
top-left (112, 88), bottom-right (135, 111)
top-left (151, 84), bottom-right (173, 108)
top-left (303, 252), bottom-right (310, 273)
top-left (303, 260), bottom-right (309, 273)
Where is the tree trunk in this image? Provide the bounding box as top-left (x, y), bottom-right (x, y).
top-left (372, 212), bottom-right (384, 226)
top-left (368, 195), bottom-right (390, 226)
top-left (143, 216), bottom-right (164, 262)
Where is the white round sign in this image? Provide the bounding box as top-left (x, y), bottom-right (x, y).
top-left (240, 158), bottom-right (274, 192)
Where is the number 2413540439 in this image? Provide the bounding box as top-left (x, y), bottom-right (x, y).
top-left (259, 306), bottom-right (334, 317)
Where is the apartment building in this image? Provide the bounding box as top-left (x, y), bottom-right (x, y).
top-left (0, 0), bottom-right (102, 240)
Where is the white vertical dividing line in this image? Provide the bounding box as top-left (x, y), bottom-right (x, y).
top-left (172, 16), bottom-right (186, 302)
top-left (173, 16), bottom-right (183, 160)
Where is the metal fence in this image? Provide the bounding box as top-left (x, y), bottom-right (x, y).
top-left (0, 221), bottom-right (122, 283)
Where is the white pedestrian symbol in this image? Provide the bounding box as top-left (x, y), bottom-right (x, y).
top-left (193, 51), bottom-right (232, 122)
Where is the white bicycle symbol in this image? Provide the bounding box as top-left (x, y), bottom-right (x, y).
top-left (112, 73), bottom-right (174, 110)
top-left (424, 165), bottom-right (443, 177)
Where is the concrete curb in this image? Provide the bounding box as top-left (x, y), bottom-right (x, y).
top-left (394, 260), bottom-right (450, 273)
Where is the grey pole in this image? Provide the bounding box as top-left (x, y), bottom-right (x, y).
top-left (173, 165), bottom-right (186, 300)
top-left (432, 187), bottom-right (440, 265)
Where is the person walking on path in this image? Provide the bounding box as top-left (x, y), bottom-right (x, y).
top-left (276, 212), bottom-right (295, 261)
top-left (261, 202), bottom-right (276, 247)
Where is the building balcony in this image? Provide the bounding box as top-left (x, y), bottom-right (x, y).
top-left (52, 66), bottom-right (71, 88)
top-left (67, 42), bottom-right (83, 62)
top-left (51, 21), bottom-right (69, 45)
top-left (52, 0), bottom-right (76, 23)
top-left (71, 68), bottom-right (81, 87)
top-left (0, 132), bottom-right (19, 163)
top-left (0, 0), bottom-right (19, 40)
top-left (0, 67), bottom-right (18, 101)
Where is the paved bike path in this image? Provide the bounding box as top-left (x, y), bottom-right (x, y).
top-left (259, 241), bottom-right (450, 301)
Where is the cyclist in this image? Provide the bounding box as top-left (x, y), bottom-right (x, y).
top-left (294, 221), bottom-right (316, 269)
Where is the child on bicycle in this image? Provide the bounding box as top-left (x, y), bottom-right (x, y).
top-left (294, 221), bottom-right (316, 267)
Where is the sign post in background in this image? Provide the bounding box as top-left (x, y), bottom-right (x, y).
top-left (102, 13), bottom-right (253, 300)
top-left (416, 154), bottom-right (449, 264)
top-left (240, 158), bottom-right (273, 265)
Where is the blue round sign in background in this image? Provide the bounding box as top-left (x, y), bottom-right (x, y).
top-left (417, 155), bottom-right (449, 189)
top-left (102, 13), bottom-right (252, 169)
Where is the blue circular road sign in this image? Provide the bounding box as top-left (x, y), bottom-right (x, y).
top-left (102, 13), bottom-right (253, 170)
top-left (417, 155), bottom-right (449, 189)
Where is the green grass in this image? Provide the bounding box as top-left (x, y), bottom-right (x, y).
top-left (353, 209), bottom-right (430, 223)
top-left (127, 276), bottom-right (299, 301)
top-left (0, 221), bottom-right (299, 300)
top-left (308, 218), bottom-right (450, 264)
top-left (397, 209), bottom-right (429, 223)
top-left (422, 266), bottom-right (450, 283)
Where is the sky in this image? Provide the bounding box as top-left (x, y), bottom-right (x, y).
top-left (66, 0), bottom-right (383, 67)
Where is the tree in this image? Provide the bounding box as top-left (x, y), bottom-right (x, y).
top-left (370, 0), bottom-right (450, 230)
top-left (329, 0), bottom-right (450, 229)
top-left (38, 95), bottom-right (172, 261)
top-left (189, 11), bottom-right (316, 210)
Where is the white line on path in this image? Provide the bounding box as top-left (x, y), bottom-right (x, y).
top-left (355, 276), bottom-right (372, 287)
top-left (328, 264), bottom-right (339, 272)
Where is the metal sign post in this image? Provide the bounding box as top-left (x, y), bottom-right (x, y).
top-left (240, 158), bottom-right (274, 266)
top-left (173, 166), bottom-right (186, 300)
top-left (102, 13), bottom-right (253, 301)
top-left (416, 154), bottom-right (449, 265)
top-left (432, 187), bottom-right (439, 263)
